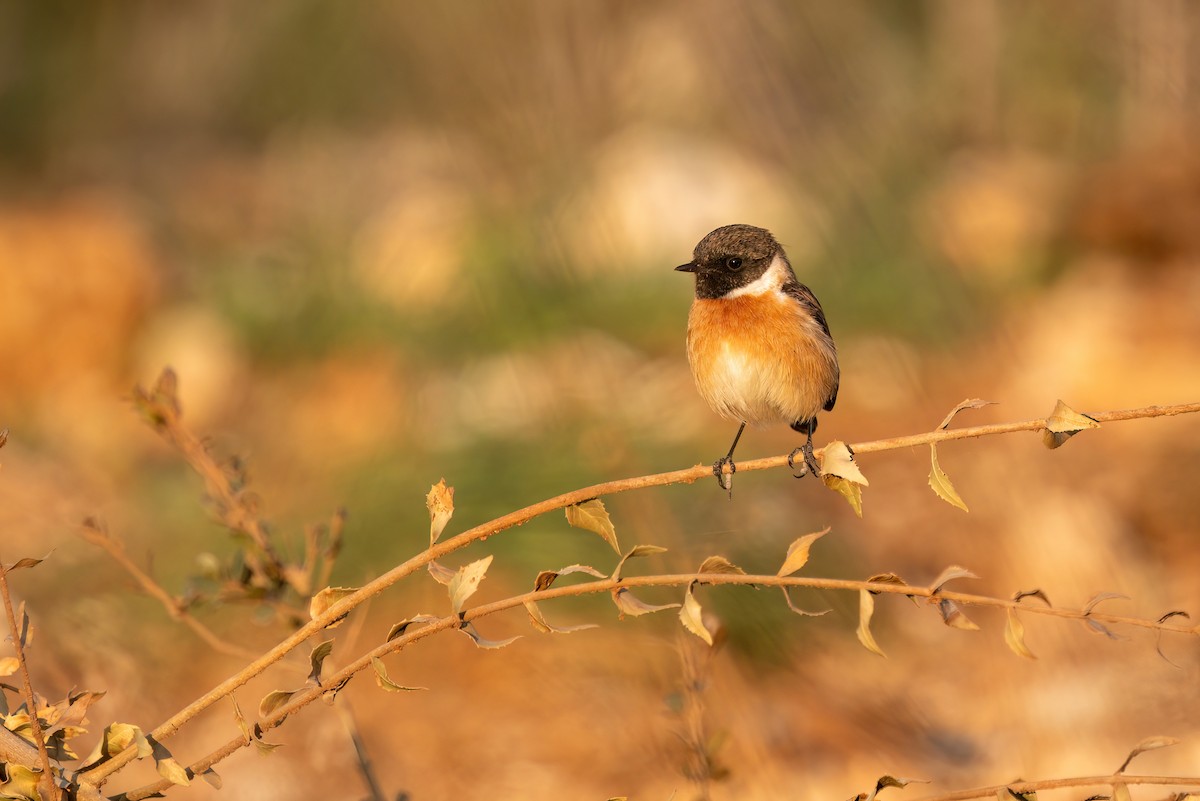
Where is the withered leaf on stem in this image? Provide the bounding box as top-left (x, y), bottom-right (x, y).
top-left (149, 736), bottom-right (191, 787)
top-left (1116, 735), bottom-right (1180, 773)
top-left (427, 560), bottom-right (457, 586)
top-left (679, 582), bottom-right (713, 646)
top-left (385, 614), bottom-right (439, 643)
top-left (777, 527), bottom-right (830, 577)
top-left (610, 587), bottom-right (680, 619)
top-left (0, 764), bottom-right (42, 801)
top-left (820, 441), bottom-right (869, 518)
top-left (258, 689), bottom-right (299, 718)
top-left (371, 657), bottom-right (426, 692)
top-left (937, 398), bottom-right (997, 430)
top-left (781, 586), bottom-right (831, 617)
top-left (1083, 591), bottom-right (1129, 615)
top-left (612, 544), bottom-right (668, 581)
top-left (928, 443), bottom-right (969, 512)
top-left (2, 552), bottom-right (51, 574)
top-left (935, 598), bottom-right (980, 631)
top-left (524, 600), bottom-right (599, 634)
top-left (307, 640), bottom-right (334, 685)
top-left (254, 740), bottom-right (284, 756)
top-left (199, 767), bottom-right (222, 789)
top-left (856, 589), bottom-right (886, 657)
top-left (0, 657), bottom-right (16, 677)
top-left (1111, 783), bottom-right (1132, 801)
top-left (426, 479), bottom-right (455, 546)
top-left (448, 555), bottom-right (494, 614)
top-left (929, 565), bottom-right (979, 594)
top-left (1004, 609), bottom-right (1036, 659)
top-left (698, 555), bottom-right (745, 575)
top-left (866, 775), bottom-right (930, 801)
top-left (565, 498), bottom-right (620, 554)
top-left (1155, 611), bottom-right (1191, 668)
top-left (1013, 589), bottom-right (1052, 607)
top-left (534, 564), bottom-right (606, 592)
top-left (308, 586), bottom-right (359, 625)
top-left (1042, 399), bottom-right (1100, 449)
top-left (232, 697), bottom-right (251, 744)
top-left (458, 621), bottom-right (521, 650)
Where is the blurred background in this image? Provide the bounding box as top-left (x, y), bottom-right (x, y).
top-left (2, 1), bottom-right (1199, 799)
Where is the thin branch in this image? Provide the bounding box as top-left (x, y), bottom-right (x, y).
top-left (0, 559), bottom-right (60, 801)
top-left (80, 400), bottom-right (1200, 791)
top-left (79, 521), bottom-right (259, 662)
top-left (910, 774), bottom-right (1200, 801)
top-left (113, 571), bottom-right (1199, 800)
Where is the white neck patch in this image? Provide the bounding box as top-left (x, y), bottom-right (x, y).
top-left (723, 253), bottom-right (789, 299)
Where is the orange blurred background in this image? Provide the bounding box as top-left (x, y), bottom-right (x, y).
top-left (1, 3), bottom-right (1199, 799)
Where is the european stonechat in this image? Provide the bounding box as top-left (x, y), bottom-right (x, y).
top-left (677, 224), bottom-right (839, 491)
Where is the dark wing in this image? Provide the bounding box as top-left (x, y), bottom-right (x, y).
top-left (782, 280), bottom-right (839, 412)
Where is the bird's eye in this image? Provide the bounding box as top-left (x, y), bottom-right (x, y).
top-left (725, 257), bottom-right (743, 271)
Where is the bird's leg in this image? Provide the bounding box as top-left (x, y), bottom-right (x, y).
top-left (713, 422), bottom-right (745, 494)
top-left (787, 421), bottom-right (821, 479)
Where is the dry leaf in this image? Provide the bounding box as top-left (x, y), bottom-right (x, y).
top-left (0, 657), bottom-right (17, 677)
top-left (612, 544), bottom-right (668, 581)
top-left (928, 444), bottom-right (969, 512)
top-left (534, 564), bottom-right (606, 591)
top-left (610, 587), bottom-right (680, 618)
top-left (679, 582), bottom-right (713, 645)
top-left (3, 553), bottom-right (50, 573)
top-left (307, 640), bottom-right (334, 685)
top-left (565, 498), bottom-right (620, 553)
top-left (777, 527), bottom-right (830, 577)
top-left (823, 475), bottom-right (864, 517)
top-left (1014, 589), bottom-right (1052, 606)
top-left (150, 737), bottom-right (191, 787)
top-left (856, 589), bottom-right (886, 657)
top-left (448, 555), bottom-right (494, 614)
top-left (371, 657), bottom-right (426, 692)
top-left (524, 600), bottom-right (599, 634)
top-left (1004, 609), bottom-right (1036, 659)
top-left (0, 764), bottom-right (42, 801)
top-left (821, 440), bottom-right (869, 485)
top-left (867, 775), bottom-right (931, 801)
top-left (1117, 735), bottom-right (1180, 773)
top-left (781, 586), bottom-right (831, 616)
top-left (426, 479), bottom-right (455, 545)
top-left (458, 621), bottom-right (521, 649)
top-left (254, 740), bottom-right (283, 756)
top-left (1083, 592), bottom-right (1129, 615)
top-left (1042, 399), bottom-right (1101, 449)
top-left (385, 614), bottom-right (439, 642)
top-left (232, 697), bottom-right (251, 744)
top-left (698, 555), bottom-right (745, 575)
top-left (937, 398), bottom-right (997, 430)
top-left (199, 768), bottom-right (222, 789)
top-left (258, 689), bottom-right (298, 718)
top-left (935, 598), bottom-right (980, 631)
top-left (426, 561), bottom-right (457, 585)
top-left (308, 586), bottom-right (358, 623)
top-left (929, 565), bottom-right (979, 594)
top-left (1112, 784), bottom-right (1131, 801)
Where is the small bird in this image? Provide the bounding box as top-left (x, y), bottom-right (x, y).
top-left (677, 224), bottom-right (839, 491)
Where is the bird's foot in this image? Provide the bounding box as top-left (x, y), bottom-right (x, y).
top-left (712, 456), bottom-right (736, 495)
top-left (787, 443), bottom-right (822, 479)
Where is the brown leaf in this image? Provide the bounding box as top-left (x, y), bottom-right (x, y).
top-left (426, 479), bottom-right (455, 546)
top-left (856, 589), bottom-right (886, 657)
top-left (534, 564), bottom-right (607, 591)
top-left (448, 555), bottom-right (494, 613)
top-left (3, 552), bottom-right (51, 573)
top-left (307, 640), bottom-right (334, 685)
top-left (1013, 589), bottom-right (1052, 607)
top-left (254, 740), bottom-right (284, 756)
top-left (1155, 611), bottom-right (1191, 668)
top-left (524, 600), bottom-right (598, 635)
top-left (321, 676), bottom-right (352, 705)
top-left (935, 598), bottom-right (980, 631)
top-left (426, 560), bottom-right (457, 586)
top-left (1004, 609), bottom-right (1036, 659)
top-left (385, 614), bottom-right (439, 642)
top-left (1117, 735), bottom-right (1180, 773)
top-left (679, 582), bottom-right (713, 645)
top-left (308, 586), bottom-right (358, 624)
top-left (698, 555), bottom-right (745, 575)
top-left (928, 444), bottom-right (969, 512)
top-left (929, 565), bottom-right (979, 594)
top-left (610, 587), bottom-right (680, 618)
top-left (258, 689), bottom-right (298, 718)
top-left (458, 621), bottom-right (521, 649)
top-left (1042, 399), bottom-right (1100, 449)
top-left (937, 398), bottom-right (997, 430)
top-left (565, 498), bottom-right (620, 554)
top-left (781, 586), bottom-right (831, 617)
top-left (777, 527), bottom-right (830, 577)
top-left (232, 697), bottom-right (251, 744)
top-left (371, 657), bottom-right (426, 692)
top-left (867, 775), bottom-right (931, 801)
top-left (612, 544), bottom-right (668, 581)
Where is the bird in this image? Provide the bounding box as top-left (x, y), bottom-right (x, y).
top-left (676, 224), bottom-right (839, 491)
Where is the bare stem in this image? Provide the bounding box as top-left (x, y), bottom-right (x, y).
top-left (80, 400), bottom-right (1200, 791)
top-left (910, 773), bottom-right (1200, 801)
top-left (0, 559), bottom-right (60, 801)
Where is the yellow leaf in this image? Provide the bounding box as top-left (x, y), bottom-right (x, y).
top-left (679, 583), bottom-right (713, 645)
top-left (820, 440), bottom-right (869, 485)
top-left (822, 475), bottom-right (864, 517)
top-left (856, 589), bottom-right (886, 657)
top-left (308, 586), bottom-right (358, 623)
top-left (777, 527), bottom-right (830, 577)
top-left (448, 555), bottom-right (493, 614)
top-left (0, 656), bottom-right (17, 677)
top-left (928, 444), bottom-right (969, 512)
top-left (565, 499), bottom-right (620, 553)
top-left (1042, 399), bottom-right (1100, 449)
top-left (426, 479), bottom-right (455, 545)
top-left (1004, 608), bottom-right (1036, 659)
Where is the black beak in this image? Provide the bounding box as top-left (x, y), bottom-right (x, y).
top-left (675, 261), bottom-right (697, 273)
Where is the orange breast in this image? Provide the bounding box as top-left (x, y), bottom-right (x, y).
top-left (686, 292), bottom-right (837, 426)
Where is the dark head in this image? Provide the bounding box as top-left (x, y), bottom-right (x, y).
top-left (675, 224), bottom-right (790, 299)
